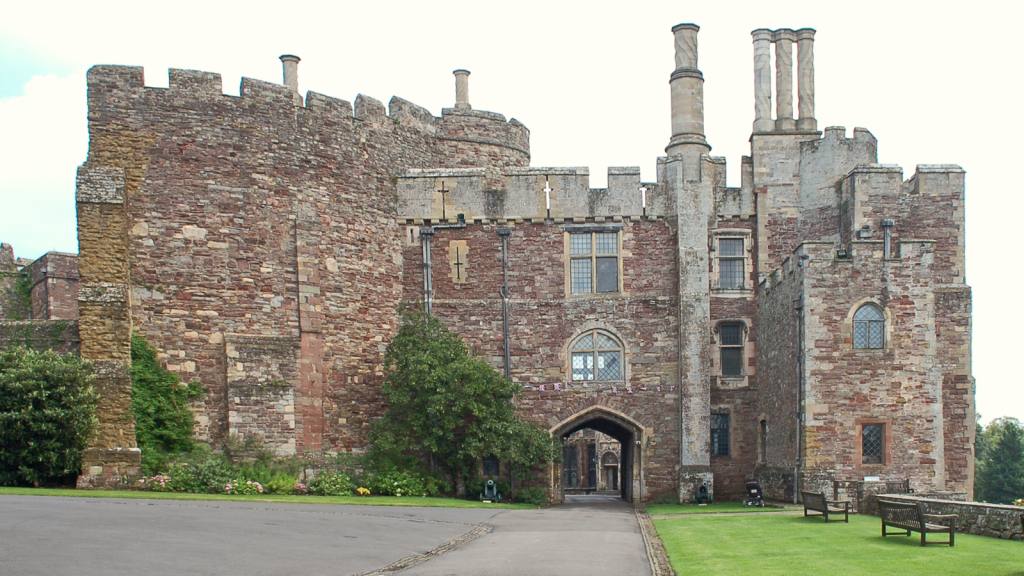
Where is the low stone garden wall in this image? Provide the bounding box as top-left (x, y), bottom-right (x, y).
top-left (866, 494), bottom-right (1024, 541)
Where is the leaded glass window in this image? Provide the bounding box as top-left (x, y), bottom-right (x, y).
top-left (711, 414), bottom-right (730, 457)
top-left (853, 304), bottom-right (885, 349)
top-left (719, 322), bottom-right (744, 377)
top-left (862, 424), bottom-right (884, 464)
top-left (569, 231), bottom-right (619, 294)
top-left (718, 238), bottom-right (745, 289)
top-left (570, 329), bottom-right (623, 382)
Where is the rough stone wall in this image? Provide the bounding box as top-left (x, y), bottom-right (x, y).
top-left (28, 252), bottom-right (80, 320)
top-left (868, 495), bottom-right (1023, 541)
top-left (899, 166), bottom-right (966, 285)
top-left (798, 240), bottom-right (951, 493)
top-left (0, 243), bottom-right (31, 321)
top-left (709, 218), bottom-right (759, 498)
top-left (0, 320), bottom-right (80, 354)
top-left (754, 254), bottom-right (804, 500)
top-left (935, 287), bottom-right (974, 497)
top-left (799, 127), bottom-right (877, 244)
top-left (752, 133), bottom-right (818, 277)
top-left (754, 129), bottom-right (877, 278)
top-left (401, 218), bottom-right (682, 501)
top-left (78, 64), bottom-right (531, 459)
top-left (75, 161), bottom-right (141, 487)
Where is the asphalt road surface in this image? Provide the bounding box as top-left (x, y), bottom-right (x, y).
top-left (0, 494), bottom-right (651, 576)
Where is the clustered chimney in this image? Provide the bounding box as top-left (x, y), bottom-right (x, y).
top-left (751, 29), bottom-right (816, 133)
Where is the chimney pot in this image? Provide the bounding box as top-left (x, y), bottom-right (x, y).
top-left (453, 69), bottom-right (471, 110)
top-left (279, 55), bottom-right (301, 95)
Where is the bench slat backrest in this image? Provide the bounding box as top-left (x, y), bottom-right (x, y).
top-left (879, 500), bottom-right (923, 528)
top-left (802, 491), bottom-right (826, 508)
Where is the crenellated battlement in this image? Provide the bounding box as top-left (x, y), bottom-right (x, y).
top-left (85, 63), bottom-right (530, 168)
top-left (397, 165), bottom-right (659, 222)
top-left (759, 237), bottom-right (938, 297)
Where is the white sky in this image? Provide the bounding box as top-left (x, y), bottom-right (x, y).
top-left (1, 0), bottom-right (1020, 424)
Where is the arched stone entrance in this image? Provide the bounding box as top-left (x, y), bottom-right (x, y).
top-left (550, 406), bottom-right (645, 502)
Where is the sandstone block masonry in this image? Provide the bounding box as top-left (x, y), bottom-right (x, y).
top-left (66, 23), bottom-right (973, 502)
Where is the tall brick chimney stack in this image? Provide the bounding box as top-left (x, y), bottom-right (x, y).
top-left (279, 54), bottom-right (300, 95)
top-left (665, 24), bottom-right (710, 161)
top-left (453, 69), bottom-right (471, 110)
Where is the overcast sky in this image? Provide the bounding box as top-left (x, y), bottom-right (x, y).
top-left (1, 1), bottom-right (1020, 424)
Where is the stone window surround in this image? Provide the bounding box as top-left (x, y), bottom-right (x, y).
top-left (562, 323), bottom-right (631, 383)
top-left (711, 318), bottom-right (755, 387)
top-left (854, 418), bottom-right (892, 470)
top-left (562, 225), bottom-right (627, 299)
top-left (710, 228), bottom-right (753, 294)
top-left (569, 328), bottom-right (626, 383)
top-left (841, 297), bottom-right (892, 352)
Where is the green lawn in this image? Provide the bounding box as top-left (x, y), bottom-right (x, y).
top-left (653, 512), bottom-right (1024, 576)
top-left (647, 501), bottom-right (792, 516)
top-left (0, 487), bottom-right (534, 509)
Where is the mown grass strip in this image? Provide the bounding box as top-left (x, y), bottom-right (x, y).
top-left (0, 487), bottom-right (535, 509)
top-left (653, 512), bottom-right (1024, 576)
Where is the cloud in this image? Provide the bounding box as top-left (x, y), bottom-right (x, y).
top-left (0, 72), bottom-right (86, 260)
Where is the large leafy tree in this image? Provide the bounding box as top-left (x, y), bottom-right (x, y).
top-left (0, 346), bottom-right (97, 486)
top-left (131, 334), bottom-right (204, 475)
top-left (975, 417), bottom-right (1024, 504)
top-left (371, 311), bottom-right (558, 489)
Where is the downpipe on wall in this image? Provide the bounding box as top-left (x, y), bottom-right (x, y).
top-left (498, 227), bottom-right (512, 380)
top-left (793, 270), bottom-right (807, 504)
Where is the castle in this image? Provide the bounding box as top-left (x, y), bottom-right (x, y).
top-left (4, 22), bottom-right (974, 502)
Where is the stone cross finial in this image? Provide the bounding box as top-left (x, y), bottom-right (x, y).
top-left (453, 69), bottom-right (471, 110)
top-left (280, 55), bottom-right (300, 94)
top-left (773, 29), bottom-right (797, 131)
top-left (751, 30), bottom-right (774, 132)
top-left (796, 29), bottom-right (816, 131)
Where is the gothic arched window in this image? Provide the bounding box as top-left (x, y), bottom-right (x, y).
top-left (853, 304), bottom-right (885, 349)
top-left (570, 330), bottom-right (623, 382)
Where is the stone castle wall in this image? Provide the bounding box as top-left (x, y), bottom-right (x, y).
top-left (399, 218), bottom-right (682, 500)
top-left (76, 64), bottom-right (531, 465)
top-left (54, 25), bottom-right (975, 500)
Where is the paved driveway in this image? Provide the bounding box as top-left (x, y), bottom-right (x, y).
top-left (0, 494), bottom-right (650, 576)
top-left (403, 495), bottom-right (651, 576)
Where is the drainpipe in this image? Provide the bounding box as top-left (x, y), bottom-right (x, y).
top-left (881, 219), bottom-right (895, 259)
top-left (498, 227), bottom-right (512, 380)
top-left (793, 282), bottom-right (806, 504)
top-left (420, 227), bottom-right (434, 315)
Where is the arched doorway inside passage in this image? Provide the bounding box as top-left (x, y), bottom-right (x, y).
top-left (549, 405), bottom-right (646, 503)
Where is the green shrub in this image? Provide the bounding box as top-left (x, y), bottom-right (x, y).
top-left (263, 471), bottom-right (299, 495)
top-left (309, 471), bottom-right (355, 496)
top-left (366, 468), bottom-right (444, 497)
top-left (0, 346), bottom-right (97, 486)
top-left (130, 334), bottom-right (204, 475)
top-left (166, 448), bottom-right (234, 494)
top-left (371, 311), bottom-right (559, 488)
top-left (515, 486), bottom-right (548, 506)
top-left (225, 479), bottom-right (265, 495)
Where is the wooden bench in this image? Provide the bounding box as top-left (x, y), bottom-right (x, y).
top-left (801, 491), bottom-right (849, 523)
top-left (877, 499), bottom-right (957, 547)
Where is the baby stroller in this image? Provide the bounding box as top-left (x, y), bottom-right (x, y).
top-left (743, 478), bottom-right (765, 507)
